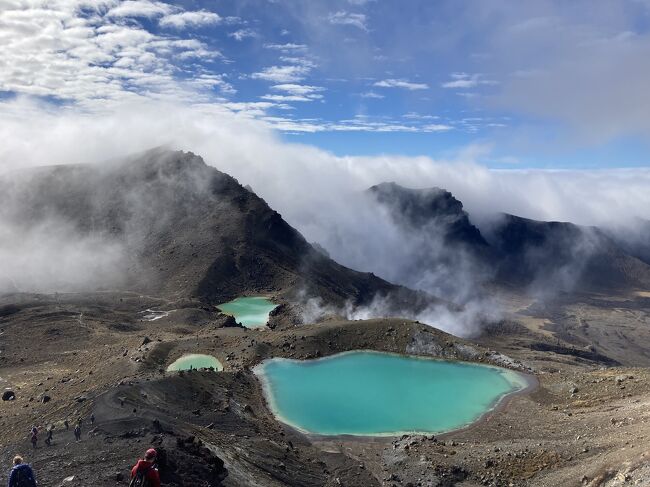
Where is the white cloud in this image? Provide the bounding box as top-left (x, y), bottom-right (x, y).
top-left (278, 56), bottom-right (316, 68)
top-left (373, 78), bottom-right (429, 90)
top-left (159, 10), bottom-right (221, 29)
top-left (228, 28), bottom-right (258, 41)
top-left (257, 115), bottom-right (452, 134)
top-left (327, 11), bottom-right (368, 31)
top-left (422, 123), bottom-right (453, 131)
top-left (106, 0), bottom-right (172, 18)
top-left (441, 72), bottom-right (497, 89)
top-left (261, 94), bottom-right (322, 102)
top-left (251, 65), bottom-right (312, 83)
top-left (220, 101), bottom-right (286, 116)
top-left (262, 81), bottom-right (325, 102)
top-left (360, 91), bottom-right (384, 99)
top-left (271, 84), bottom-right (325, 96)
top-left (262, 83), bottom-right (325, 102)
top-left (189, 74), bottom-right (235, 94)
top-left (263, 43), bottom-right (308, 52)
top-left (404, 112), bottom-right (440, 120)
top-left (0, 0), bottom-right (225, 106)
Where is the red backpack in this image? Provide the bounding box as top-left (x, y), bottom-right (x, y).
top-left (129, 464), bottom-right (153, 487)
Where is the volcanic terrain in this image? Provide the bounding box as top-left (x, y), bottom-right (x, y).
top-left (1, 150), bottom-right (649, 487)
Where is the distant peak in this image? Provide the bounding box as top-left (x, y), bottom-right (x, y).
top-left (369, 181), bottom-right (450, 198)
top-left (367, 181), bottom-right (489, 248)
top-left (368, 181), bottom-right (463, 216)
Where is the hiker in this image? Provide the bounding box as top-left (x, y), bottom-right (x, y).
top-left (130, 448), bottom-right (161, 487)
top-left (29, 428), bottom-right (37, 449)
top-left (7, 455), bottom-right (37, 487)
top-left (73, 424), bottom-right (81, 442)
top-left (44, 427), bottom-right (53, 447)
top-left (63, 419), bottom-right (69, 430)
top-left (90, 413), bottom-right (95, 425)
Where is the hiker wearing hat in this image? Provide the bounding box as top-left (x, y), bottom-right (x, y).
top-left (129, 448), bottom-right (160, 487)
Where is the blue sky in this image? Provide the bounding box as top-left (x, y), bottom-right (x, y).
top-left (1, 0), bottom-right (650, 168)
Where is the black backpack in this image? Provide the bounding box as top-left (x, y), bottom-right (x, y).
top-left (129, 465), bottom-right (153, 487)
top-left (12, 467), bottom-right (36, 487)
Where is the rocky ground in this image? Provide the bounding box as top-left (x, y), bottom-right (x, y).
top-left (1, 289), bottom-right (650, 487)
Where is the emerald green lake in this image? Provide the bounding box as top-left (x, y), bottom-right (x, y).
top-left (217, 296), bottom-right (277, 328)
top-left (167, 354), bottom-right (223, 372)
top-left (255, 351), bottom-right (528, 436)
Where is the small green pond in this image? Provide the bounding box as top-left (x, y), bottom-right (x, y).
top-left (217, 296), bottom-right (277, 328)
top-left (167, 354), bottom-right (223, 372)
top-left (255, 351), bottom-right (529, 436)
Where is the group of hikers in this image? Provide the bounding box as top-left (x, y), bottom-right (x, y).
top-left (28, 413), bottom-right (95, 449)
top-left (7, 448), bottom-right (160, 487)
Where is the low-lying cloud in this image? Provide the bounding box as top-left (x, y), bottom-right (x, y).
top-left (1, 97), bottom-right (649, 334)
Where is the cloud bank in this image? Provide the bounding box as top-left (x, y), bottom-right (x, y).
top-left (1, 98), bottom-right (649, 301)
top-left (2, 97), bottom-right (649, 232)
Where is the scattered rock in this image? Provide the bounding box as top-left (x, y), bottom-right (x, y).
top-left (2, 390), bottom-right (15, 401)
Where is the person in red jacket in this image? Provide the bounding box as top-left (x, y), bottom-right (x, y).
top-left (130, 448), bottom-right (161, 487)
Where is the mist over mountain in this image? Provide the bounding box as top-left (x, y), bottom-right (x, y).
top-left (487, 214), bottom-right (650, 294)
top-left (367, 182), bottom-right (650, 297)
top-left (605, 219), bottom-right (650, 266)
top-left (0, 149), bottom-right (444, 321)
top-left (3, 148), bottom-right (647, 338)
top-left (368, 182), bottom-right (490, 251)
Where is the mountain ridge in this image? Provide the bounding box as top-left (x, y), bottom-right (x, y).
top-left (368, 181), bottom-right (650, 293)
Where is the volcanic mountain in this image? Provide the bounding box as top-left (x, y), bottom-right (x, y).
top-left (368, 182), bottom-right (650, 293)
top-left (0, 149), bottom-right (432, 311)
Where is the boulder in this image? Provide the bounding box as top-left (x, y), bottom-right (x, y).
top-left (2, 390), bottom-right (15, 401)
top-left (221, 315), bottom-right (239, 328)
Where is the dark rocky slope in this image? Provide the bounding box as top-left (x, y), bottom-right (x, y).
top-left (488, 214), bottom-right (650, 291)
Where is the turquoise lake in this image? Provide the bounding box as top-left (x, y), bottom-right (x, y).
top-left (217, 296), bottom-right (277, 328)
top-left (167, 354), bottom-right (223, 372)
top-left (255, 351), bottom-right (528, 436)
